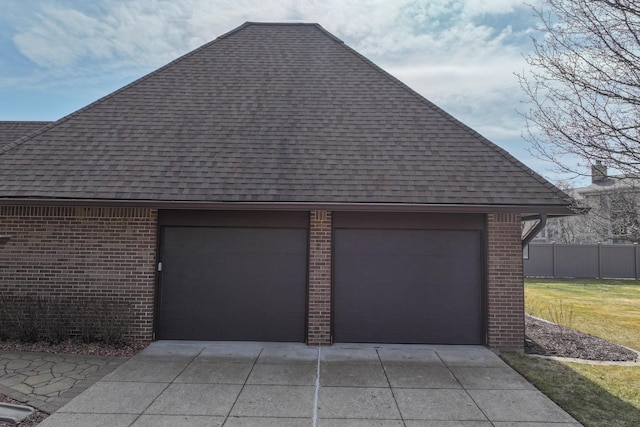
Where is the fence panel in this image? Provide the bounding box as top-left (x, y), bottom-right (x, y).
top-left (524, 243), bottom-right (639, 279)
top-left (600, 245), bottom-right (637, 278)
top-left (554, 244), bottom-right (599, 278)
top-left (523, 245), bottom-right (554, 277)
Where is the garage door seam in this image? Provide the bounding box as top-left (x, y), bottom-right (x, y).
top-left (312, 346), bottom-right (321, 427)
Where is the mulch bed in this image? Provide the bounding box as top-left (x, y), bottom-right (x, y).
top-left (0, 339), bottom-right (149, 358)
top-left (525, 314), bottom-right (638, 362)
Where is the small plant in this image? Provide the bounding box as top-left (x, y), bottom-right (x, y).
top-left (0, 295), bottom-right (41, 342)
top-left (525, 296), bottom-right (546, 319)
top-left (40, 296), bottom-right (71, 344)
top-left (545, 299), bottom-right (575, 330)
top-left (93, 299), bottom-right (132, 346)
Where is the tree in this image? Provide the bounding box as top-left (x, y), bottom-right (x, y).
top-left (544, 177), bottom-right (640, 243)
top-left (519, 0), bottom-right (640, 178)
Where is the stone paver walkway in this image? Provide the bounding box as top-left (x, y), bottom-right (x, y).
top-left (0, 351), bottom-right (126, 413)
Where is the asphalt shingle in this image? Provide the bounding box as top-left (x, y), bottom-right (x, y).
top-left (0, 23), bottom-right (571, 212)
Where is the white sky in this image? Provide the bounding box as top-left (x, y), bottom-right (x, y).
top-left (1, 0), bottom-right (569, 182)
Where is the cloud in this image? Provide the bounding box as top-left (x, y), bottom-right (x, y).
top-left (12, 0), bottom-right (536, 70)
top-left (6, 0), bottom-right (545, 166)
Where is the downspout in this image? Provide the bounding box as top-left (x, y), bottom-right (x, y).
top-left (522, 214), bottom-right (547, 249)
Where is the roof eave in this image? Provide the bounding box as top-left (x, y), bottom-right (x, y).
top-left (0, 198), bottom-right (575, 215)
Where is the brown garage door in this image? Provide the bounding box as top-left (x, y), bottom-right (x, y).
top-left (334, 228), bottom-right (483, 344)
top-left (158, 226), bottom-right (308, 341)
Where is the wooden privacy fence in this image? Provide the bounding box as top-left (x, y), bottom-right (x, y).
top-left (524, 243), bottom-right (640, 279)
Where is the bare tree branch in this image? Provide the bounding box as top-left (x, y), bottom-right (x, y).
top-left (518, 0), bottom-right (640, 177)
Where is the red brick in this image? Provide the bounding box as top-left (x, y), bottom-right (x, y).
top-left (0, 206), bottom-right (156, 340)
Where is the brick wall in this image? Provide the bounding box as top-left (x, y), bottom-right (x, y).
top-left (307, 210), bottom-right (332, 345)
top-left (486, 212), bottom-right (524, 351)
top-left (0, 206), bottom-right (157, 340)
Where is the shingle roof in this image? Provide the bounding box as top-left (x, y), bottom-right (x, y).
top-left (0, 22), bottom-right (572, 213)
top-left (0, 121), bottom-right (51, 148)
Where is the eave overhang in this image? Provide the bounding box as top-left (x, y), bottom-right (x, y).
top-left (0, 197), bottom-right (576, 215)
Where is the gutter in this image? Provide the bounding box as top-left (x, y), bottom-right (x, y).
top-left (522, 214), bottom-right (547, 249)
top-left (0, 198), bottom-right (575, 215)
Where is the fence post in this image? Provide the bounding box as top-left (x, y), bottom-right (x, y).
top-left (633, 243), bottom-right (640, 280)
top-left (598, 243), bottom-right (602, 279)
top-left (552, 243), bottom-right (557, 278)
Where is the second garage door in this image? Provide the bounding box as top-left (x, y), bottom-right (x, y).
top-left (334, 227), bottom-right (483, 344)
top-left (158, 225), bottom-right (308, 342)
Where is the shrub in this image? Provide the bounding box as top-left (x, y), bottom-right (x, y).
top-left (0, 293), bottom-right (132, 346)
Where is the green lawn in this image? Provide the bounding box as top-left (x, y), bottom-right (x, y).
top-left (501, 278), bottom-right (640, 427)
top-left (524, 278), bottom-right (640, 350)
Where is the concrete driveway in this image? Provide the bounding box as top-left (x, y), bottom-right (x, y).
top-left (38, 341), bottom-right (581, 426)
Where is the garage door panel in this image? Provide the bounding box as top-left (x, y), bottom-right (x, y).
top-left (158, 226), bottom-right (307, 341)
top-left (334, 229), bottom-right (482, 344)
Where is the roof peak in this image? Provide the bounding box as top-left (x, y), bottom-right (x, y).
top-left (217, 21), bottom-right (324, 40)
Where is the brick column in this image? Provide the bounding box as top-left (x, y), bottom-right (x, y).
top-left (307, 210), bottom-right (332, 345)
top-left (486, 213), bottom-right (524, 351)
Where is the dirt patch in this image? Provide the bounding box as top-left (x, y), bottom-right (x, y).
top-left (525, 314), bottom-right (638, 362)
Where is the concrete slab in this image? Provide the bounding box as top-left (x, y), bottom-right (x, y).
top-left (449, 366), bottom-right (537, 390)
top-left (320, 346), bottom-right (380, 364)
top-left (404, 422), bottom-right (493, 426)
top-left (394, 388), bottom-right (488, 421)
top-left (36, 412), bottom-right (138, 427)
top-left (247, 362), bottom-right (317, 385)
top-left (492, 423), bottom-right (583, 427)
top-left (195, 343), bottom-right (262, 363)
top-left (224, 416), bottom-right (311, 426)
top-left (133, 341), bottom-right (204, 360)
top-left (436, 348), bottom-right (505, 367)
top-left (174, 361), bottom-right (253, 384)
top-left (468, 389), bottom-right (578, 423)
top-left (384, 364), bottom-right (461, 388)
top-left (377, 347), bottom-right (442, 364)
top-left (320, 362), bottom-right (388, 387)
top-left (230, 384), bottom-right (315, 418)
top-left (57, 381), bottom-right (167, 414)
top-left (101, 360), bottom-right (188, 382)
top-left (317, 386), bottom-right (400, 419)
top-left (257, 344), bottom-right (319, 363)
top-left (144, 383), bottom-right (241, 416)
top-left (131, 414), bottom-right (225, 426)
top-left (318, 420), bottom-right (404, 426)
top-left (19, 342), bottom-right (579, 426)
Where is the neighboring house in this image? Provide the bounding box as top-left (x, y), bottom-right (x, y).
top-left (543, 162), bottom-right (640, 244)
top-left (0, 22), bottom-right (574, 351)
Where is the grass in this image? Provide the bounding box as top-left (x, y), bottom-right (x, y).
top-left (524, 278), bottom-right (640, 350)
top-left (501, 278), bottom-right (640, 427)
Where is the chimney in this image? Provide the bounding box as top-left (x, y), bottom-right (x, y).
top-left (592, 161), bottom-right (607, 183)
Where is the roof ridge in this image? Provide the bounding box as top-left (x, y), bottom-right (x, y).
top-left (0, 121), bottom-right (51, 124)
top-left (0, 122), bottom-right (56, 155)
